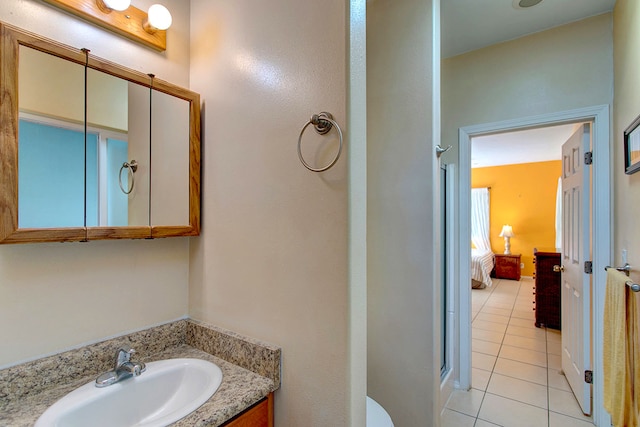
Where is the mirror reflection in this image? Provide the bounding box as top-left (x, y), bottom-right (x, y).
top-left (86, 68), bottom-right (150, 227)
top-left (18, 48), bottom-right (155, 229)
top-left (18, 46), bottom-right (86, 228)
top-left (4, 22), bottom-right (200, 243)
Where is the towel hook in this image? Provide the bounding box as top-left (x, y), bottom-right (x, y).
top-left (297, 112), bottom-right (343, 172)
top-left (436, 145), bottom-right (452, 157)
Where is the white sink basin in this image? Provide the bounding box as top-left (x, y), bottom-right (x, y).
top-left (35, 358), bottom-right (223, 427)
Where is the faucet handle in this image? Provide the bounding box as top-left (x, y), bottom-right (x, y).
top-left (114, 345), bottom-right (136, 369)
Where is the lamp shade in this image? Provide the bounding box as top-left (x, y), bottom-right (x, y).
top-left (102, 0), bottom-right (131, 11)
top-left (147, 4), bottom-right (172, 30)
top-left (499, 224), bottom-right (515, 238)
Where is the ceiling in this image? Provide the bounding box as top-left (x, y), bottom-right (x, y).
top-left (471, 124), bottom-right (582, 168)
top-left (442, 0), bottom-right (616, 59)
top-left (443, 0), bottom-right (615, 168)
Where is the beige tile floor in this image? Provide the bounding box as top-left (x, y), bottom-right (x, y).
top-left (442, 277), bottom-right (595, 427)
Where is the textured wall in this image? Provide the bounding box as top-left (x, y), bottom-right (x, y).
top-left (442, 13), bottom-right (615, 425)
top-left (188, 0), bottom-right (353, 425)
top-left (367, 0), bottom-right (441, 425)
top-left (0, 0), bottom-right (191, 367)
top-left (442, 13), bottom-right (614, 166)
top-left (613, 0), bottom-right (640, 330)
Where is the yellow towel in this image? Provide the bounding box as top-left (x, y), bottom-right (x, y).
top-left (603, 268), bottom-right (638, 426)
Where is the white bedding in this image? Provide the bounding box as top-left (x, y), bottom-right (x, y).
top-left (471, 249), bottom-right (495, 288)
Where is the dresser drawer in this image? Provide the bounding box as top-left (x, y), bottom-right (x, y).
top-left (533, 250), bottom-right (561, 330)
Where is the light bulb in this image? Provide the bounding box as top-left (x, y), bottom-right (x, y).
top-left (147, 4), bottom-right (172, 31)
top-left (101, 0), bottom-right (131, 11)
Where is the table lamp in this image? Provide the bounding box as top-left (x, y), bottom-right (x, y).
top-left (499, 225), bottom-right (515, 255)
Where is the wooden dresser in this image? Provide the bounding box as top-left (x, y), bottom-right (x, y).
top-left (494, 253), bottom-right (521, 280)
top-left (533, 249), bottom-right (561, 330)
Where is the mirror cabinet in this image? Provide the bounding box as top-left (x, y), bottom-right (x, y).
top-left (0, 22), bottom-right (200, 244)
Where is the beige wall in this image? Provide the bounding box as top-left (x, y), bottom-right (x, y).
top-left (442, 13), bottom-right (614, 165)
top-left (3, 0), bottom-right (368, 423)
top-left (150, 91), bottom-right (190, 226)
top-left (0, 0), bottom-right (191, 367)
top-left (188, 0), bottom-right (358, 425)
top-left (613, 1), bottom-right (640, 297)
top-left (127, 81), bottom-right (152, 226)
top-left (367, 0), bottom-right (441, 425)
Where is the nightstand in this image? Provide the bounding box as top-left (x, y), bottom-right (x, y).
top-left (494, 253), bottom-right (521, 281)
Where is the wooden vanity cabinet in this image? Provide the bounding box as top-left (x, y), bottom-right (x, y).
top-left (222, 392), bottom-right (274, 427)
top-left (533, 249), bottom-right (561, 330)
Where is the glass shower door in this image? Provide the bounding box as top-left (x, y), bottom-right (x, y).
top-left (440, 164), bottom-right (448, 378)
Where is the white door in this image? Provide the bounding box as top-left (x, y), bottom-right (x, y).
top-left (561, 123), bottom-right (592, 415)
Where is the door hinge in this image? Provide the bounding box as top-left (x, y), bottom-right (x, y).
top-left (584, 151), bottom-right (593, 165)
top-left (585, 370), bottom-right (593, 384)
top-left (584, 261), bottom-right (593, 274)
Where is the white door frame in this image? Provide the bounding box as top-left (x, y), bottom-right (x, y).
top-left (456, 105), bottom-right (611, 427)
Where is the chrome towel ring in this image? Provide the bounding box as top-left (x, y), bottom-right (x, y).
top-left (297, 112), bottom-right (343, 172)
top-left (118, 160), bottom-right (138, 195)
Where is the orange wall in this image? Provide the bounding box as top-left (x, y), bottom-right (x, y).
top-left (472, 160), bottom-right (562, 276)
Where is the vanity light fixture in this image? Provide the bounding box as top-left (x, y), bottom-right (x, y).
top-left (42, 0), bottom-right (171, 51)
top-left (145, 4), bottom-right (173, 32)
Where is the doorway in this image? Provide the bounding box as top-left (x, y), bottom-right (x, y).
top-left (455, 105), bottom-right (611, 427)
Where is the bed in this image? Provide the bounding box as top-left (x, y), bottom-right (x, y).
top-left (471, 249), bottom-right (495, 289)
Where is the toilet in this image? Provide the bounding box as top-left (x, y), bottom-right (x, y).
top-left (366, 396), bottom-right (394, 427)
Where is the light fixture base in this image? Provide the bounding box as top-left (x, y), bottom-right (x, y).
top-left (95, 0), bottom-right (112, 14)
top-left (142, 20), bottom-right (158, 34)
top-left (513, 0), bottom-right (544, 9)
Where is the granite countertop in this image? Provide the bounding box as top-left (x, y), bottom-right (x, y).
top-left (0, 320), bottom-right (281, 427)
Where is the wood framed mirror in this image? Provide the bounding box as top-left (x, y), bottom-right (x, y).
top-left (0, 22), bottom-right (200, 244)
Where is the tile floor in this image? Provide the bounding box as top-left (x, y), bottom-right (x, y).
top-left (442, 277), bottom-right (595, 427)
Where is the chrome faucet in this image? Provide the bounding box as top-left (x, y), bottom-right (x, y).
top-left (95, 345), bottom-right (146, 388)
